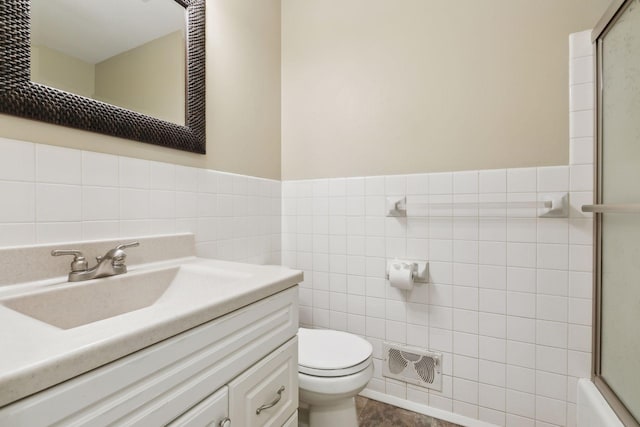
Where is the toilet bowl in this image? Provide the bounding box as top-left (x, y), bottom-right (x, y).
top-left (298, 328), bottom-right (373, 427)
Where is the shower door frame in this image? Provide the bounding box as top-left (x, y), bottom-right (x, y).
top-left (591, 1), bottom-right (640, 425)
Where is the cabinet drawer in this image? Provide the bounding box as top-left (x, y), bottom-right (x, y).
top-left (168, 386), bottom-right (228, 427)
top-left (229, 337), bottom-right (298, 427)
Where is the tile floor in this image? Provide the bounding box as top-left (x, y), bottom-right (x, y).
top-left (356, 396), bottom-right (462, 427)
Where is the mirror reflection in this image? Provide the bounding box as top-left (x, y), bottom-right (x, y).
top-left (30, 0), bottom-right (186, 126)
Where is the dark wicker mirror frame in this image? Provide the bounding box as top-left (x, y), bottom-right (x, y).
top-left (0, 0), bottom-right (206, 154)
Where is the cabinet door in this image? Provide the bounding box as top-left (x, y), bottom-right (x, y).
top-left (168, 386), bottom-right (228, 427)
top-left (228, 337), bottom-right (298, 427)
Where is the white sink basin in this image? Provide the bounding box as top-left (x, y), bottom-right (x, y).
top-left (1, 264), bottom-right (251, 330)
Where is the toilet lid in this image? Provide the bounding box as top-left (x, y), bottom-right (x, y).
top-left (298, 328), bottom-right (373, 376)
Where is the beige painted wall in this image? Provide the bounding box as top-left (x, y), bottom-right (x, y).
top-left (31, 45), bottom-right (95, 98)
top-left (0, 0), bottom-right (281, 180)
top-left (281, 0), bottom-right (610, 179)
top-left (206, 0), bottom-right (282, 180)
top-left (95, 31), bottom-right (186, 125)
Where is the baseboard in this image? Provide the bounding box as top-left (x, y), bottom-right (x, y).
top-left (359, 389), bottom-right (498, 427)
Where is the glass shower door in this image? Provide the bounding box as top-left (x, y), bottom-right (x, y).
top-left (592, 0), bottom-right (640, 425)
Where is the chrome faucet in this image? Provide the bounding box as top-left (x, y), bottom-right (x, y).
top-left (52, 241), bottom-right (140, 282)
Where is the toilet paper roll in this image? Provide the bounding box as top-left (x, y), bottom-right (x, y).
top-left (389, 263), bottom-right (414, 290)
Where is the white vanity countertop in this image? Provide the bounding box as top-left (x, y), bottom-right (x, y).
top-left (0, 257), bottom-right (302, 408)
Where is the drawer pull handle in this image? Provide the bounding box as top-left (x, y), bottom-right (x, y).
top-left (218, 417), bottom-right (231, 427)
top-left (256, 385), bottom-right (285, 415)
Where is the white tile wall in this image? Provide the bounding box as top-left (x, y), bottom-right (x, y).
top-left (281, 30), bottom-right (594, 427)
top-left (0, 140), bottom-right (281, 265)
top-left (282, 163), bottom-right (591, 426)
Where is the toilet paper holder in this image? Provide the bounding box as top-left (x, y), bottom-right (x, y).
top-left (386, 259), bottom-right (429, 284)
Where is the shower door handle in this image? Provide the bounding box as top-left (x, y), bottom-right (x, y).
top-left (581, 204), bottom-right (640, 213)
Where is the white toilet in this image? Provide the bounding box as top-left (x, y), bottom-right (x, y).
top-left (297, 328), bottom-right (373, 427)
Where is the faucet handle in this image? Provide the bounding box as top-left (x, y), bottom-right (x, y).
top-left (111, 241), bottom-right (139, 267)
top-left (51, 249), bottom-right (89, 272)
top-left (116, 241), bottom-right (140, 251)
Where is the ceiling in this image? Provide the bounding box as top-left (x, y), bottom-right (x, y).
top-left (31, 0), bottom-right (185, 64)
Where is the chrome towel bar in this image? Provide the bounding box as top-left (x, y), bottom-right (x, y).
top-left (387, 194), bottom-right (569, 218)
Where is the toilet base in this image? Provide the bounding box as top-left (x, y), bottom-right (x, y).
top-left (308, 397), bottom-right (358, 427)
top-left (298, 354), bottom-right (373, 427)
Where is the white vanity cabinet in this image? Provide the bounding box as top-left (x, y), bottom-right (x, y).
top-left (0, 287), bottom-right (299, 427)
top-left (170, 337), bottom-right (299, 427)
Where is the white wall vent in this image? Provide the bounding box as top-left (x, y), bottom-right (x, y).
top-left (382, 343), bottom-right (442, 391)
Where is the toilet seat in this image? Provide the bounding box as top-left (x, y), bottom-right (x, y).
top-left (298, 328), bottom-right (373, 377)
top-left (299, 356), bottom-right (372, 377)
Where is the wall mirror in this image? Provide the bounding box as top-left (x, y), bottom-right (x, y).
top-left (0, 0), bottom-right (206, 154)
